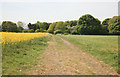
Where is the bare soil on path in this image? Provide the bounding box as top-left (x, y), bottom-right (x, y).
top-left (27, 35), bottom-right (118, 75)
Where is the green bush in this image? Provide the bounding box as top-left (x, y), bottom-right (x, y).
top-left (28, 29), bottom-right (34, 33)
top-left (38, 22), bottom-right (49, 30)
top-left (47, 30), bottom-right (53, 34)
top-left (47, 22), bottom-right (57, 34)
top-left (54, 30), bottom-right (63, 34)
top-left (17, 26), bottom-right (24, 32)
top-left (39, 28), bottom-right (46, 32)
top-left (55, 22), bottom-right (65, 31)
top-left (71, 30), bottom-right (78, 35)
top-left (64, 33), bottom-right (69, 35)
top-left (22, 30), bottom-right (29, 33)
top-left (22, 29), bottom-right (34, 33)
top-left (28, 23), bottom-right (39, 31)
top-left (64, 30), bottom-right (69, 33)
top-left (35, 29), bottom-right (40, 32)
top-left (40, 28), bottom-right (44, 32)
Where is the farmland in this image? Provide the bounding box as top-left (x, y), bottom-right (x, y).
top-left (2, 32), bottom-right (50, 74)
top-left (1, 1), bottom-right (119, 76)
top-left (1, 32), bottom-right (119, 75)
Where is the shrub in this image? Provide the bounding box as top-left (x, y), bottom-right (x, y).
top-left (54, 22), bottom-right (65, 31)
top-left (64, 33), bottom-right (69, 35)
top-left (28, 29), bottom-right (34, 33)
top-left (17, 26), bottom-right (24, 32)
top-left (40, 28), bottom-right (44, 32)
top-left (47, 30), bottom-right (53, 34)
top-left (39, 22), bottom-right (49, 30)
top-left (54, 30), bottom-right (63, 34)
top-left (22, 29), bottom-right (34, 33)
top-left (47, 22), bottom-right (57, 34)
top-left (71, 30), bottom-right (78, 35)
top-left (22, 30), bottom-right (29, 33)
top-left (35, 29), bottom-right (40, 32)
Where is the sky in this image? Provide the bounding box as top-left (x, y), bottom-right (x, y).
top-left (0, 0), bottom-right (119, 25)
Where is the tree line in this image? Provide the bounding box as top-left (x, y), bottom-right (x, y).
top-left (0, 14), bottom-right (120, 35)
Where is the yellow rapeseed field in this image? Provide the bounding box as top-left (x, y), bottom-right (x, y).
top-left (2, 32), bottom-right (49, 44)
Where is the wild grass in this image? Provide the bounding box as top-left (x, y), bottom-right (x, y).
top-left (61, 35), bottom-right (118, 71)
top-left (2, 36), bottom-right (50, 75)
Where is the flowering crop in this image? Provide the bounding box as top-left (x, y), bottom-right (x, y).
top-left (2, 32), bottom-right (49, 44)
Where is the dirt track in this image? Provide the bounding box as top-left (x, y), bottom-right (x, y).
top-left (27, 35), bottom-right (118, 75)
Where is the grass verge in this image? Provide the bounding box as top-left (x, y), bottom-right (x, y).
top-left (2, 36), bottom-right (51, 75)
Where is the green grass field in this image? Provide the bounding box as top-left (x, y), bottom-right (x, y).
top-left (2, 36), bottom-right (50, 75)
top-left (60, 35), bottom-right (119, 71)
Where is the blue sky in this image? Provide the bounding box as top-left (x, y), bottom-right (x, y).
top-left (0, 0), bottom-right (119, 24)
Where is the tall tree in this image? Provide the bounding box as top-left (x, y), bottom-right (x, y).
top-left (28, 23), bottom-right (39, 31)
top-left (108, 16), bottom-right (120, 34)
top-left (39, 22), bottom-right (49, 30)
top-left (69, 20), bottom-right (77, 27)
top-left (2, 21), bottom-right (17, 32)
top-left (77, 14), bottom-right (102, 35)
top-left (102, 18), bottom-right (111, 33)
top-left (28, 23), bottom-right (32, 29)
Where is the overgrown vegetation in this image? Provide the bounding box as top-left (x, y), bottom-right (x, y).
top-left (2, 36), bottom-right (50, 75)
